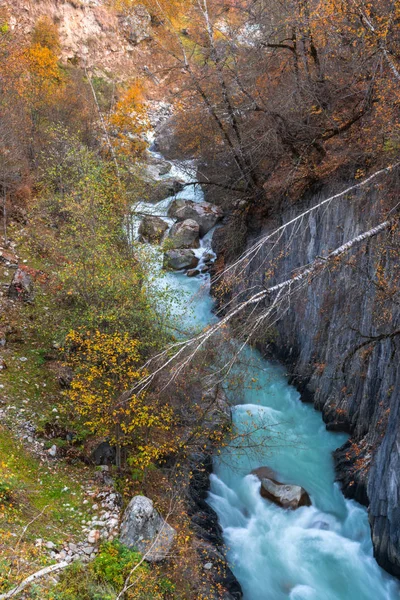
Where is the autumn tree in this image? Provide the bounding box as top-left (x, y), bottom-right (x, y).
top-left (106, 82), bottom-right (149, 160)
top-left (142, 0), bottom-right (400, 219)
top-left (64, 330), bottom-right (176, 469)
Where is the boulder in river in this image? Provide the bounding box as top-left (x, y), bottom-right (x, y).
top-left (147, 178), bottom-right (184, 203)
top-left (119, 495), bottom-right (176, 562)
top-left (168, 218), bottom-right (200, 249)
top-left (187, 268), bottom-right (200, 277)
top-left (251, 467), bottom-right (311, 510)
top-left (163, 249), bottom-right (199, 271)
top-left (139, 215), bottom-right (169, 243)
top-left (168, 199), bottom-right (224, 236)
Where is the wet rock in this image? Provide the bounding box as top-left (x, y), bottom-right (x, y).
top-left (168, 219), bottom-right (200, 249)
top-left (145, 155), bottom-right (172, 178)
top-left (159, 163), bottom-right (172, 176)
top-left (119, 495), bottom-right (176, 562)
top-left (8, 268), bottom-right (33, 302)
top-left (139, 215), bottom-right (168, 244)
top-left (186, 452), bottom-right (243, 598)
top-left (146, 179), bottom-right (184, 203)
top-left (197, 543), bottom-right (243, 600)
top-left (219, 180), bottom-right (400, 575)
top-left (203, 252), bottom-right (215, 263)
top-left (163, 249), bottom-right (199, 271)
top-left (311, 521), bottom-right (330, 530)
top-left (187, 268), bottom-right (200, 277)
top-left (168, 199), bottom-right (224, 236)
top-left (252, 467), bottom-right (311, 510)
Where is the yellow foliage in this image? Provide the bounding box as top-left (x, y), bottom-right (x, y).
top-left (65, 330), bottom-right (176, 469)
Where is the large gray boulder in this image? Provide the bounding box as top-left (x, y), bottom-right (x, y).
top-left (251, 467), bottom-right (311, 510)
top-left (163, 249), bottom-right (199, 270)
top-left (168, 219), bottom-right (200, 249)
top-left (168, 199), bottom-right (224, 236)
top-left (8, 268), bottom-right (33, 302)
top-left (139, 215), bottom-right (168, 243)
top-left (119, 496), bottom-right (176, 562)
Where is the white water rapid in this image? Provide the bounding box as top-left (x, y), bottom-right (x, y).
top-left (136, 145), bottom-right (400, 600)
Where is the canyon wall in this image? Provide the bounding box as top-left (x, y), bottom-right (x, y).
top-left (215, 174), bottom-right (400, 576)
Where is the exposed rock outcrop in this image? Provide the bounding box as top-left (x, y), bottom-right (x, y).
top-left (119, 495), bottom-right (176, 562)
top-left (168, 199), bottom-right (224, 236)
top-left (118, 5), bottom-right (151, 46)
top-left (213, 176), bottom-right (400, 576)
top-left (6, 0), bottom-right (153, 76)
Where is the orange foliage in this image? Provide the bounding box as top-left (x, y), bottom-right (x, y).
top-left (107, 82), bottom-right (149, 158)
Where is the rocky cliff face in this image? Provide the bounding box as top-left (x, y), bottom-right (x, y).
top-left (214, 173), bottom-right (400, 576)
top-left (4, 0), bottom-right (153, 77)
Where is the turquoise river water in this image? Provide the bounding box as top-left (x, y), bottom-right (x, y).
top-left (137, 147), bottom-right (400, 600)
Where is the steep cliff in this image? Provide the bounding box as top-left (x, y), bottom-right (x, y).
top-left (214, 170), bottom-right (400, 576)
top-left (2, 0), bottom-right (154, 78)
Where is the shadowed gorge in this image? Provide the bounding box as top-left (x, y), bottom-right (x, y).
top-left (0, 1), bottom-right (400, 599)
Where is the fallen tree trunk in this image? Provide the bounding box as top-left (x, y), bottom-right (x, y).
top-left (0, 561), bottom-right (69, 599)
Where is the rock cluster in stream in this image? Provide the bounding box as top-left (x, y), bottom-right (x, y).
top-left (212, 178), bottom-right (400, 577)
top-left (168, 199), bottom-right (224, 237)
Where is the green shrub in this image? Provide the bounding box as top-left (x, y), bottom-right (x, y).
top-left (51, 542), bottom-right (175, 599)
top-left (92, 541), bottom-right (144, 588)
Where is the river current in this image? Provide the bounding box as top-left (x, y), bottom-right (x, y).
top-left (136, 147), bottom-right (400, 600)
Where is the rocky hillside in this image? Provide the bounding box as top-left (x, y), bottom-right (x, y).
top-left (3, 0), bottom-right (155, 78)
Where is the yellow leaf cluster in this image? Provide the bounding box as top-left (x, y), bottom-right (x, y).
top-left (65, 329), bottom-right (176, 469)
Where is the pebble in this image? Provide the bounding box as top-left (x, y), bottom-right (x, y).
top-left (48, 445), bottom-right (57, 457)
top-left (87, 530), bottom-right (100, 544)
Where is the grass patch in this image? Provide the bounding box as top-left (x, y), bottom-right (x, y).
top-left (0, 426), bottom-right (93, 594)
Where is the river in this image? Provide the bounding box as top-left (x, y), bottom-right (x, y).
top-left (136, 146), bottom-right (400, 600)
